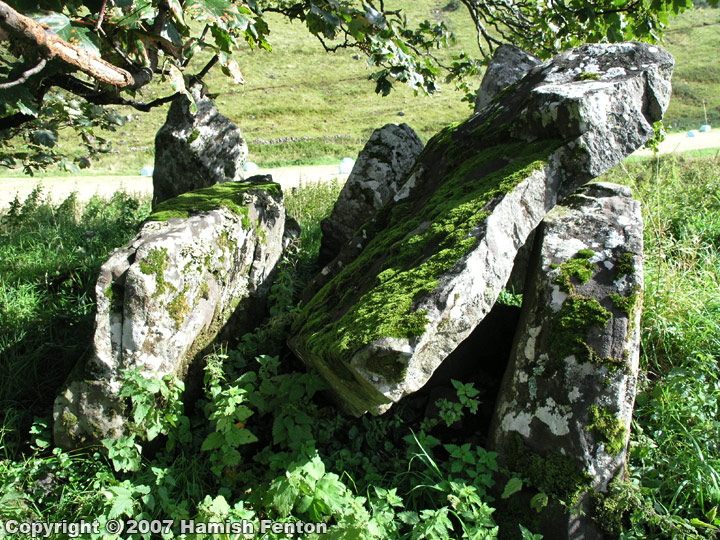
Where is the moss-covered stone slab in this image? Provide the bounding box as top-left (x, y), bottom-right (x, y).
top-left (152, 83), bottom-right (248, 207)
top-left (288, 43), bottom-right (672, 416)
top-left (488, 182), bottom-right (643, 539)
top-left (53, 178), bottom-right (287, 450)
top-left (318, 123), bottom-right (424, 266)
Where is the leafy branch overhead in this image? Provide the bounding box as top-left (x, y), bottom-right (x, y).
top-left (0, 0), bottom-right (714, 173)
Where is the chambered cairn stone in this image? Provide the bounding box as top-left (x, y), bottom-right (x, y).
top-left (152, 84), bottom-right (248, 206)
top-left (474, 44), bottom-right (541, 113)
top-left (54, 178), bottom-right (287, 449)
top-left (318, 123), bottom-right (424, 266)
top-left (488, 182), bottom-right (644, 539)
top-left (288, 42), bottom-right (672, 416)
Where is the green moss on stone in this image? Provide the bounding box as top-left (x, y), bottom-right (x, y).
top-left (146, 181), bottom-right (280, 222)
top-left (139, 247), bottom-right (171, 297)
top-left (504, 432), bottom-right (592, 504)
top-left (549, 296), bottom-right (612, 364)
top-left (610, 285), bottom-right (641, 316)
top-left (199, 281), bottom-right (210, 300)
top-left (167, 287), bottom-right (190, 329)
top-left (553, 250), bottom-right (595, 293)
top-left (587, 405), bottom-right (626, 456)
top-left (578, 71), bottom-right (601, 81)
top-left (61, 411), bottom-right (78, 429)
top-left (362, 352), bottom-right (409, 383)
top-left (104, 283), bottom-right (124, 311)
top-left (615, 252), bottom-right (635, 279)
top-left (292, 132), bottom-right (562, 393)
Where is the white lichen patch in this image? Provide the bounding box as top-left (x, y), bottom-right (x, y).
top-left (603, 66), bottom-right (627, 79)
top-left (604, 229), bottom-right (625, 249)
top-left (614, 274), bottom-right (631, 293)
top-left (524, 326), bottom-right (542, 360)
top-left (550, 284), bottom-right (568, 312)
top-left (501, 411), bottom-right (533, 438)
top-left (536, 397), bottom-right (571, 436)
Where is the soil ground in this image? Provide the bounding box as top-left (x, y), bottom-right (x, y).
top-left (0, 164), bottom-right (349, 208)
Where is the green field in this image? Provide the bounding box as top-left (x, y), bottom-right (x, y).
top-left (1, 3), bottom-right (720, 539)
top-left (15, 4), bottom-right (719, 176)
top-left (2, 152), bottom-right (720, 538)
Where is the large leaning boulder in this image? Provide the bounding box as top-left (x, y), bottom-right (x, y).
top-left (474, 44), bottom-right (541, 113)
top-left (318, 123), bottom-right (424, 266)
top-left (54, 178), bottom-right (286, 449)
top-left (288, 42), bottom-right (672, 416)
top-left (488, 182), bottom-right (643, 539)
top-left (153, 85), bottom-right (248, 206)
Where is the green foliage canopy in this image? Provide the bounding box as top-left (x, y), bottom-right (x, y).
top-left (0, 0), bottom-right (713, 173)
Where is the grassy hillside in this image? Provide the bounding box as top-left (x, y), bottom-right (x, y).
top-left (12, 4), bottom-right (720, 175)
top-left (662, 7), bottom-right (720, 129)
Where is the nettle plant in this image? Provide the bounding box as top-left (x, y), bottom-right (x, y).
top-left (89, 248), bottom-right (532, 539)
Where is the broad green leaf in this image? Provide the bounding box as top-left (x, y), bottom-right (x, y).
top-left (107, 487), bottom-right (135, 519)
top-left (225, 427), bottom-right (258, 446)
top-left (112, 0), bottom-right (155, 28)
top-left (502, 477), bottom-right (523, 499)
top-left (167, 0), bottom-right (186, 28)
top-left (201, 431), bottom-right (224, 451)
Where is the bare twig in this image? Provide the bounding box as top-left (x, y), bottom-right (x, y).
top-left (194, 54), bottom-right (218, 80)
top-left (0, 57), bottom-right (46, 89)
top-left (95, 0), bottom-right (108, 31)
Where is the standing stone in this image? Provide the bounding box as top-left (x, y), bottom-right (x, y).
top-left (288, 43), bottom-right (672, 416)
top-left (488, 182), bottom-right (644, 539)
top-left (318, 123), bottom-right (424, 266)
top-left (153, 84), bottom-right (248, 206)
top-left (474, 44), bottom-right (541, 113)
top-left (54, 178), bottom-right (286, 449)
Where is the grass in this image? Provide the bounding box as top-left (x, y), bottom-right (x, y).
top-left (4, 5), bottom-right (718, 178)
top-left (0, 154), bottom-right (719, 539)
top-left (599, 154), bottom-right (720, 537)
top-left (0, 188), bottom-right (150, 435)
top-left (661, 8), bottom-right (720, 130)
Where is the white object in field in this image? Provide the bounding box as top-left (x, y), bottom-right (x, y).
top-left (687, 130), bottom-right (698, 138)
top-left (700, 125), bottom-right (711, 133)
top-left (339, 158), bottom-right (355, 174)
top-left (243, 161), bottom-right (258, 173)
top-left (140, 166), bottom-right (154, 176)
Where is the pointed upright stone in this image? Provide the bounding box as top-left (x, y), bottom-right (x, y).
top-left (318, 123), bottom-right (424, 266)
top-left (474, 44), bottom-right (541, 113)
top-left (153, 84), bottom-right (248, 206)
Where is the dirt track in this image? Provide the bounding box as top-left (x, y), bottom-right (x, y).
top-left (2, 129), bottom-right (718, 209)
top-left (0, 164), bottom-right (348, 209)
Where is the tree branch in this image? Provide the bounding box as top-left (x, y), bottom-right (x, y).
top-left (0, 57), bottom-right (46, 89)
top-left (49, 73), bottom-right (178, 112)
top-left (0, 0), bottom-right (135, 88)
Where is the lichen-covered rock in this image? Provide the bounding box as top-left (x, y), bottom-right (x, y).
top-left (488, 182), bottom-right (643, 539)
top-left (318, 123), bottom-right (424, 266)
top-left (153, 85), bottom-right (248, 206)
top-left (474, 44), bottom-right (541, 113)
top-left (53, 178), bottom-right (285, 449)
top-left (288, 42), bottom-right (672, 416)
